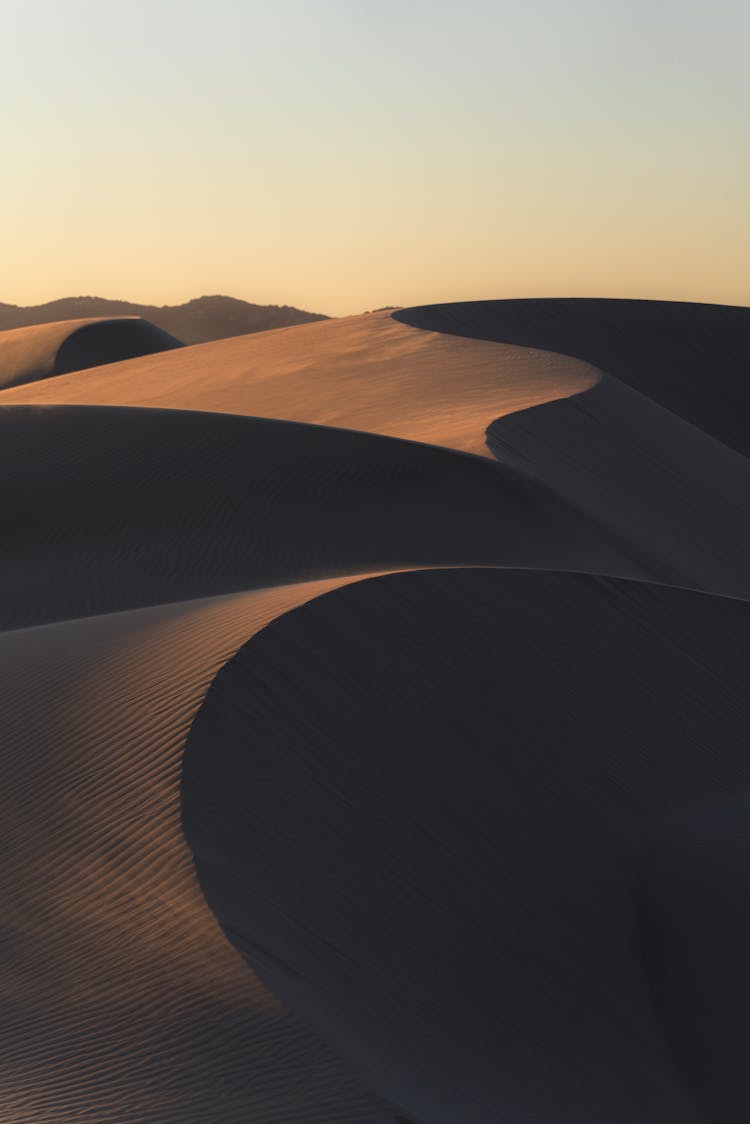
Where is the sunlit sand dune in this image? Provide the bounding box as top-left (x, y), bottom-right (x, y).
top-left (0, 317), bottom-right (182, 390)
top-left (0, 310), bottom-right (598, 457)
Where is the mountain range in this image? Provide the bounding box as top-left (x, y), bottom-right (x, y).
top-left (0, 294), bottom-right (327, 345)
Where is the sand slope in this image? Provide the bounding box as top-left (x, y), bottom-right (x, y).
top-left (487, 375), bottom-right (750, 599)
top-left (394, 299), bottom-right (750, 456)
top-left (0, 310), bottom-right (598, 457)
top-left (0, 317), bottom-right (183, 390)
top-left (0, 579), bottom-right (396, 1124)
top-left (183, 567), bottom-right (750, 1124)
top-left (0, 402), bottom-right (635, 631)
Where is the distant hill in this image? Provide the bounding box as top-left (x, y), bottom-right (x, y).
top-left (0, 295), bottom-right (328, 345)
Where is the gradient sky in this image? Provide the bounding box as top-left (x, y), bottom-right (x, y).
top-left (3, 0), bottom-right (749, 315)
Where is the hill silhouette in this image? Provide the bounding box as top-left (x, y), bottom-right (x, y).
top-left (0, 295), bottom-right (327, 345)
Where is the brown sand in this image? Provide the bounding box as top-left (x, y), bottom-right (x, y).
top-left (0, 317), bottom-right (182, 390)
top-left (0, 310), bottom-right (598, 457)
top-left (0, 578), bottom-right (396, 1124)
top-left (394, 298), bottom-right (750, 457)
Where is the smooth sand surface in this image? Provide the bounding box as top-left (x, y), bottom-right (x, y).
top-left (395, 298), bottom-right (750, 456)
top-left (0, 310), bottom-right (598, 457)
top-left (183, 567), bottom-right (750, 1124)
top-left (487, 374), bottom-right (750, 598)
top-left (0, 402), bottom-right (637, 631)
top-left (0, 297), bottom-right (747, 1122)
top-left (0, 317), bottom-right (182, 390)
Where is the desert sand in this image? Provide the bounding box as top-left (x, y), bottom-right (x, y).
top-left (0, 310), bottom-right (598, 456)
top-left (0, 299), bottom-right (748, 1123)
top-left (395, 298), bottom-right (750, 456)
top-left (0, 317), bottom-right (182, 390)
top-left (184, 568), bottom-right (750, 1124)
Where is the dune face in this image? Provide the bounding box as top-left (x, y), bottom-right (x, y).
top-left (0, 402), bottom-right (639, 631)
top-left (0, 580), bottom-right (394, 1123)
top-left (641, 794), bottom-right (750, 1123)
top-left (182, 568), bottom-right (750, 1124)
top-left (487, 375), bottom-right (750, 599)
top-left (394, 298), bottom-right (750, 457)
top-left (0, 316), bottom-right (183, 390)
top-left (0, 310), bottom-right (598, 458)
top-left (1, 294), bottom-right (748, 1122)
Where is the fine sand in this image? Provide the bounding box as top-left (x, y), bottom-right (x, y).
top-left (183, 567), bottom-right (750, 1124)
top-left (394, 298), bottom-right (750, 456)
top-left (0, 299), bottom-right (747, 1123)
top-left (0, 317), bottom-right (182, 390)
top-left (0, 401), bottom-right (638, 631)
top-left (0, 310), bottom-right (598, 457)
top-left (0, 579), bottom-right (396, 1124)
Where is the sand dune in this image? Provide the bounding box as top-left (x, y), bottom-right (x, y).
top-left (0, 578), bottom-right (395, 1124)
top-left (0, 310), bottom-right (598, 457)
top-left (394, 298), bottom-right (750, 456)
top-left (641, 792), bottom-right (750, 1123)
top-left (0, 402), bottom-right (635, 631)
top-left (0, 316), bottom-right (182, 390)
top-left (183, 567), bottom-right (750, 1124)
top-left (487, 374), bottom-right (750, 599)
top-left (0, 295), bottom-right (747, 1122)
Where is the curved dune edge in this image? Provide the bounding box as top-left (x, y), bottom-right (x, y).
top-left (393, 299), bottom-right (750, 457)
top-left (2, 391), bottom-right (748, 637)
top-left (0, 317), bottom-right (183, 391)
top-left (0, 310), bottom-right (599, 457)
top-left (0, 402), bottom-right (640, 632)
top-left (182, 567), bottom-right (750, 1124)
top-left (0, 574), bottom-right (404, 1124)
top-left (486, 374), bottom-right (750, 601)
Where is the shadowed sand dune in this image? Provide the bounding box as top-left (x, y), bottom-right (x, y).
top-left (0, 317), bottom-right (183, 390)
top-left (640, 793), bottom-right (750, 1123)
top-left (0, 310), bottom-right (598, 457)
top-left (0, 402), bottom-right (636, 631)
top-left (0, 578), bottom-right (396, 1124)
top-left (487, 375), bottom-right (750, 598)
top-left (394, 299), bottom-right (750, 456)
top-left (182, 567), bottom-right (750, 1124)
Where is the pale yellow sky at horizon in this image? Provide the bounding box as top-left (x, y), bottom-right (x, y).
top-left (3, 0), bottom-right (749, 317)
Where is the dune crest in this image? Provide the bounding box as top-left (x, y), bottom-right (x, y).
top-left (394, 298), bottom-right (750, 456)
top-left (0, 578), bottom-right (397, 1124)
top-left (0, 402), bottom-right (636, 631)
top-left (0, 316), bottom-right (182, 390)
top-left (487, 374), bottom-right (750, 598)
top-left (0, 310), bottom-right (598, 457)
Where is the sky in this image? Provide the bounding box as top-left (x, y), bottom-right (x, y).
top-left (2, 0), bottom-right (749, 315)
